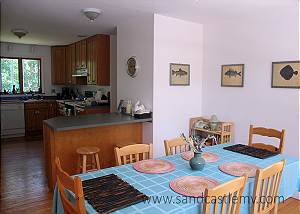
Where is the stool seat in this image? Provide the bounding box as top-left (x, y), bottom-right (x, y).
top-left (76, 146), bottom-right (100, 155)
top-left (76, 146), bottom-right (101, 173)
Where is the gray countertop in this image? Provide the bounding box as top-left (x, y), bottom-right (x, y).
top-left (44, 113), bottom-right (152, 131)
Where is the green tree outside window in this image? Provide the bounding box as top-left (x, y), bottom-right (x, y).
top-left (0, 58), bottom-right (20, 93)
top-left (0, 57), bottom-right (41, 93)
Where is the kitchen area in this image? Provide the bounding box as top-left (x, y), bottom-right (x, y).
top-left (0, 11), bottom-right (153, 211)
top-left (1, 33), bottom-right (115, 139)
top-left (1, 29), bottom-right (153, 176)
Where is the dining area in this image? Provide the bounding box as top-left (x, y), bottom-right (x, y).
top-left (52, 124), bottom-right (299, 214)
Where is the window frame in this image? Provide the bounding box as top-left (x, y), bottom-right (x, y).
top-left (0, 56), bottom-right (42, 94)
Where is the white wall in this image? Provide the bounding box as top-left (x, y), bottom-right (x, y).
top-left (202, 4), bottom-right (299, 157)
top-left (153, 15), bottom-right (203, 157)
top-left (117, 14), bottom-right (154, 144)
top-left (0, 42), bottom-right (55, 95)
top-left (117, 14), bottom-right (154, 109)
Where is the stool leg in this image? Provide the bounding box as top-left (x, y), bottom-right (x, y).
top-left (82, 155), bottom-right (87, 173)
top-left (91, 154), bottom-right (96, 169)
top-left (77, 155), bottom-right (81, 173)
top-left (95, 153), bottom-right (101, 170)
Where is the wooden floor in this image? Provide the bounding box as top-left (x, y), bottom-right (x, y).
top-left (0, 137), bottom-right (299, 214)
top-left (1, 137), bottom-right (52, 214)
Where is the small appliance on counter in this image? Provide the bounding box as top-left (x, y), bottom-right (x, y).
top-left (61, 87), bottom-right (71, 100)
top-left (133, 100), bottom-right (152, 119)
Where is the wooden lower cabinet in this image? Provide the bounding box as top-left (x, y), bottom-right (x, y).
top-left (25, 101), bottom-right (57, 136)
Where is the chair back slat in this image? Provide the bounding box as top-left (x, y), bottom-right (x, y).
top-left (114, 144), bottom-right (153, 166)
top-left (55, 157), bottom-right (86, 214)
top-left (164, 137), bottom-right (190, 156)
top-left (248, 125), bottom-right (285, 153)
top-left (203, 175), bottom-right (248, 214)
top-left (251, 160), bottom-right (285, 214)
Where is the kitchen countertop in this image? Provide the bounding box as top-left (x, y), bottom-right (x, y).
top-left (44, 112), bottom-right (152, 132)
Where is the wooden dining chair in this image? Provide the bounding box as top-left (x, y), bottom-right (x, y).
top-left (251, 160), bottom-right (286, 214)
top-left (203, 175), bottom-right (248, 214)
top-left (164, 137), bottom-right (190, 156)
top-left (114, 144), bottom-right (153, 166)
top-left (248, 125), bottom-right (285, 153)
top-left (55, 157), bottom-right (86, 214)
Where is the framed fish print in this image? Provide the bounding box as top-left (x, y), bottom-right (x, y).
top-left (221, 64), bottom-right (244, 87)
top-left (272, 61), bottom-right (300, 88)
top-left (170, 63), bottom-right (190, 86)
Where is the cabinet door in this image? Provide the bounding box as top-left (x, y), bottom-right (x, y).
top-left (36, 108), bottom-right (49, 131)
top-left (65, 46), bottom-right (72, 85)
top-left (65, 44), bottom-right (76, 85)
top-left (87, 37), bottom-right (97, 85)
top-left (75, 41), bottom-right (81, 69)
top-left (96, 35), bottom-right (110, 85)
top-left (48, 102), bottom-right (57, 118)
top-left (80, 40), bottom-right (87, 68)
top-left (70, 44), bottom-right (76, 84)
top-left (25, 109), bottom-right (37, 132)
top-left (51, 46), bottom-right (66, 84)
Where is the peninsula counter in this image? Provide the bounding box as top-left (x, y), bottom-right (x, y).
top-left (43, 113), bottom-right (152, 190)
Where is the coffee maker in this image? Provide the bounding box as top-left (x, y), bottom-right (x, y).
top-left (61, 87), bottom-right (70, 100)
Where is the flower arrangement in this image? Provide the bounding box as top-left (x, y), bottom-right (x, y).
top-left (180, 133), bottom-right (217, 153)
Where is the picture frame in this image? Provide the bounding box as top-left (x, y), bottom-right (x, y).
top-left (271, 61), bottom-right (300, 88)
top-left (221, 64), bottom-right (244, 87)
top-left (170, 63), bottom-right (190, 86)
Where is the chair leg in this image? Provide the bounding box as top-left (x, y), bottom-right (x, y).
top-left (95, 153), bottom-right (101, 170)
top-left (270, 203), bottom-right (278, 214)
top-left (82, 155), bottom-right (87, 173)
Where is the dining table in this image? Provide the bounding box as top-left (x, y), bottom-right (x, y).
top-left (52, 143), bottom-right (299, 214)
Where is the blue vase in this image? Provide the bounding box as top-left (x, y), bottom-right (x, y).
top-left (189, 152), bottom-right (206, 170)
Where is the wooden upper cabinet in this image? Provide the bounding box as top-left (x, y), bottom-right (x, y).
top-left (51, 35), bottom-right (109, 86)
top-left (65, 45), bottom-right (71, 85)
top-left (87, 35), bottom-right (110, 86)
top-left (96, 35), bottom-right (110, 86)
top-left (65, 44), bottom-right (76, 85)
top-left (51, 46), bottom-right (66, 85)
top-left (75, 40), bottom-right (87, 69)
top-left (70, 44), bottom-right (76, 84)
top-left (80, 40), bottom-right (87, 68)
top-left (87, 37), bottom-right (97, 85)
top-left (75, 41), bottom-right (81, 69)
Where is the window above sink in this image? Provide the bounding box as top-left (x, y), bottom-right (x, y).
top-left (0, 57), bottom-right (41, 94)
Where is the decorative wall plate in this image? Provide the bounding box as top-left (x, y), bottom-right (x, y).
top-left (219, 162), bottom-right (260, 177)
top-left (127, 56), bottom-right (138, 78)
top-left (170, 176), bottom-right (220, 197)
top-left (181, 151), bottom-right (220, 163)
top-left (133, 159), bottom-right (176, 174)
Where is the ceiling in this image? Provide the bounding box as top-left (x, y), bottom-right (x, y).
top-left (0, 0), bottom-right (296, 46)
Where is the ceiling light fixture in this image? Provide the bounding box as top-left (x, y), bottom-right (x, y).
top-left (82, 8), bottom-right (102, 22)
top-left (11, 29), bottom-right (28, 39)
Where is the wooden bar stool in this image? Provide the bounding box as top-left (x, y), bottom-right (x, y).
top-left (76, 146), bottom-right (101, 173)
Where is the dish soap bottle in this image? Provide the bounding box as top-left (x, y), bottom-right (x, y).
top-left (126, 100), bottom-right (132, 115)
top-left (12, 85), bottom-right (17, 94)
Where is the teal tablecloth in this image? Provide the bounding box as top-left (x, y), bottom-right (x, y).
top-left (52, 143), bottom-right (299, 214)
